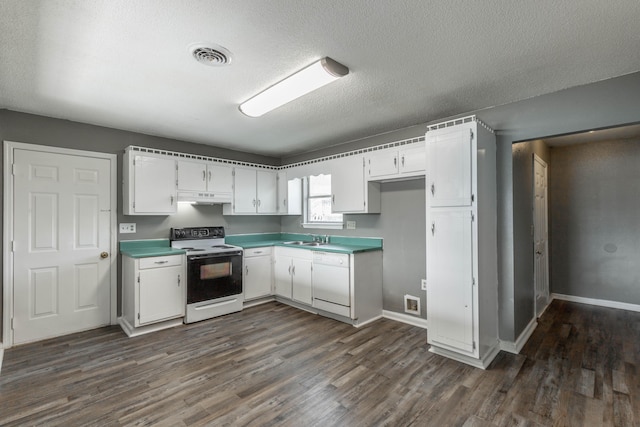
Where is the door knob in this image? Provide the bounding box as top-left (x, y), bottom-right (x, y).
top-left (100, 251), bottom-right (109, 259)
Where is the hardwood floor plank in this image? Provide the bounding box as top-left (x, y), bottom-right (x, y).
top-left (1, 300), bottom-right (638, 426)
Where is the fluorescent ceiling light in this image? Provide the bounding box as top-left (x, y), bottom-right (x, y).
top-left (239, 57), bottom-right (349, 117)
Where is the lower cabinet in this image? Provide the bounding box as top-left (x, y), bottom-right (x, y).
top-left (274, 247), bottom-right (313, 305)
top-left (243, 247), bottom-right (273, 300)
top-left (120, 254), bottom-right (186, 336)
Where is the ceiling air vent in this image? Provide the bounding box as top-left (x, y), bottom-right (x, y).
top-left (189, 43), bottom-right (232, 66)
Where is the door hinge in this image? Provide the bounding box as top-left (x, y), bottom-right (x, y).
top-left (11, 317), bottom-right (15, 330)
top-left (362, 157), bottom-right (365, 167)
top-left (470, 129), bottom-right (474, 142)
top-left (12, 163), bottom-right (16, 176)
top-left (132, 158), bottom-right (135, 166)
top-left (472, 277), bottom-right (476, 286)
top-left (137, 313), bottom-right (140, 320)
top-left (133, 201), bottom-right (136, 209)
top-left (471, 194), bottom-right (475, 203)
top-left (137, 275), bottom-right (140, 284)
top-left (471, 212), bottom-right (475, 222)
top-left (11, 241), bottom-right (15, 252)
top-left (473, 341), bottom-right (476, 350)
top-left (232, 170), bottom-right (235, 176)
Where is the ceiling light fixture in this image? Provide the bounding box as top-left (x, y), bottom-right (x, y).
top-left (239, 57), bottom-right (349, 117)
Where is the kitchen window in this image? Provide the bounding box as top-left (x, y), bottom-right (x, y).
top-left (302, 174), bottom-right (343, 229)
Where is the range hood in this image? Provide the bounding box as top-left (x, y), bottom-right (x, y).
top-left (177, 191), bottom-right (232, 205)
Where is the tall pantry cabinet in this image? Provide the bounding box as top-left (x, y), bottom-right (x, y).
top-left (425, 116), bottom-right (499, 369)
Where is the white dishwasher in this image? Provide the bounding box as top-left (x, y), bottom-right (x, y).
top-left (312, 252), bottom-right (351, 317)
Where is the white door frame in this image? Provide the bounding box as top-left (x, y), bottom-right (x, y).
top-left (3, 141), bottom-right (118, 348)
top-left (532, 154), bottom-right (550, 317)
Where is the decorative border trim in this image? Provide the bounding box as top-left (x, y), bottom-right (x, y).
top-left (552, 293), bottom-right (640, 313)
top-left (426, 115), bottom-right (494, 134)
top-left (382, 310), bottom-right (428, 329)
top-left (500, 317), bottom-right (538, 354)
top-left (128, 135), bottom-right (426, 172)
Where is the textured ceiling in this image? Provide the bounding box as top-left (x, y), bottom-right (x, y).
top-left (1, 1), bottom-right (640, 157)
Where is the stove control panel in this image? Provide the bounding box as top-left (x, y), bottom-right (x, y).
top-left (171, 226), bottom-right (225, 240)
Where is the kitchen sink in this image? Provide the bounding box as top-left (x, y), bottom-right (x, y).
top-left (282, 241), bottom-right (327, 246)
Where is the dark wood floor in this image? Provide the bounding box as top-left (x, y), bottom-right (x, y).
top-left (1, 300), bottom-right (638, 426)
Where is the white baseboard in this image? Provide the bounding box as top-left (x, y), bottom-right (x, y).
top-left (382, 310), bottom-right (428, 329)
top-left (500, 317), bottom-right (537, 354)
top-left (552, 293), bottom-right (640, 313)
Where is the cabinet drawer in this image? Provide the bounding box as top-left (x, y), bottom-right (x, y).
top-left (139, 255), bottom-right (183, 269)
top-left (244, 247), bottom-right (272, 257)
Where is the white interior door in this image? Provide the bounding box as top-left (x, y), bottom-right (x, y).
top-left (12, 148), bottom-right (112, 344)
top-left (533, 155), bottom-right (550, 316)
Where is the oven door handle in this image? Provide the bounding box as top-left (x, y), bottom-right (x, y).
top-left (188, 252), bottom-right (242, 260)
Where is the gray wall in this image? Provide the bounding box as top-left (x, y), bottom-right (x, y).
top-left (0, 110), bottom-right (281, 330)
top-left (549, 139), bottom-right (640, 304)
top-left (281, 179), bottom-right (427, 316)
top-left (480, 71), bottom-right (640, 342)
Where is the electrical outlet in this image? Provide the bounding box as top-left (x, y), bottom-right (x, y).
top-left (421, 279), bottom-right (427, 291)
top-left (346, 220), bottom-right (356, 230)
top-left (119, 223), bottom-right (136, 233)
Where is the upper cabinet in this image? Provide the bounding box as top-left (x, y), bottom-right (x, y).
top-left (177, 160), bottom-right (233, 203)
top-left (331, 155), bottom-right (380, 214)
top-left (123, 150), bottom-right (177, 215)
top-left (366, 141), bottom-right (426, 182)
top-left (428, 130), bottom-right (472, 207)
top-left (276, 171), bottom-right (302, 215)
top-left (223, 167), bottom-right (277, 215)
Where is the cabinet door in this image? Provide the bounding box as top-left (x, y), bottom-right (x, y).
top-left (133, 155), bottom-right (177, 214)
top-left (287, 178), bottom-right (302, 215)
top-left (208, 164), bottom-right (233, 195)
top-left (332, 156), bottom-right (365, 213)
top-left (426, 210), bottom-right (474, 354)
top-left (399, 145), bottom-right (426, 175)
top-left (138, 265), bottom-right (184, 325)
top-left (367, 150), bottom-right (398, 179)
top-left (256, 170), bottom-right (277, 213)
top-left (273, 255), bottom-right (292, 299)
top-left (244, 256), bottom-right (272, 300)
top-left (233, 168), bottom-right (258, 213)
top-left (177, 160), bottom-right (207, 192)
top-left (291, 258), bottom-right (312, 305)
top-left (428, 128), bottom-right (473, 207)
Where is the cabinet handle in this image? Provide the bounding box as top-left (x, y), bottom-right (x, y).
top-left (430, 183), bottom-right (435, 196)
top-left (245, 265), bottom-right (249, 275)
top-left (208, 171), bottom-right (212, 182)
top-left (401, 156), bottom-right (405, 167)
top-left (202, 170), bottom-right (206, 181)
top-left (257, 199), bottom-right (261, 207)
top-left (254, 251), bottom-right (263, 254)
top-left (252, 199), bottom-right (256, 207)
top-left (292, 265), bottom-right (295, 275)
top-left (154, 260), bottom-right (169, 264)
top-left (431, 222), bottom-right (435, 235)
top-left (283, 198), bottom-right (287, 206)
top-left (178, 274), bottom-right (181, 287)
top-left (332, 194), bottom-right (335, 204)
top-left (288, 265), bottom-right (292, 274)
top-left (394, 157), bottom-right (397, 167)
top-left (170, 195), bottom-right (174, 205)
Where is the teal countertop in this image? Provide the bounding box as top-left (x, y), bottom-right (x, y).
top-left (120, 239), bottom-right (186, 258)
top-left (225, 233), bottom-right (382, 254)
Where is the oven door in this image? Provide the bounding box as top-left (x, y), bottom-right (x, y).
top-left (187, 252), bottom-right (243, 303)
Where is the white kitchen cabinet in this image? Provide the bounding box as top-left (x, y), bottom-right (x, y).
top-left (120, 254), bottom-right (186, 337)
top-left (366, 142), bottom-right (426, 181)
top-left (276, 172), bottom-right (302, 215)
top-left (177, 159), bottom-right (232, 203)
top-left (425, 117), bottom-right (498, 369)
top-left (330, 155), bottom-right (380, 214)
top-left (123, 150), bottom-right (177, 215)
top-left (243, 247), bottom-right (273, 300)
top-left (223, 167), bottom-right (277, 215)
top-left (273, 247), bottom-right (313, 305)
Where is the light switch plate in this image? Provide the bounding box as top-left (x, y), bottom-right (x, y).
top-left (119, 223), bottom-right (136, 233)
top-left (346, 221), bottom-right (356, 230)
top-left (421, 279), bottom-right (427, 290)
